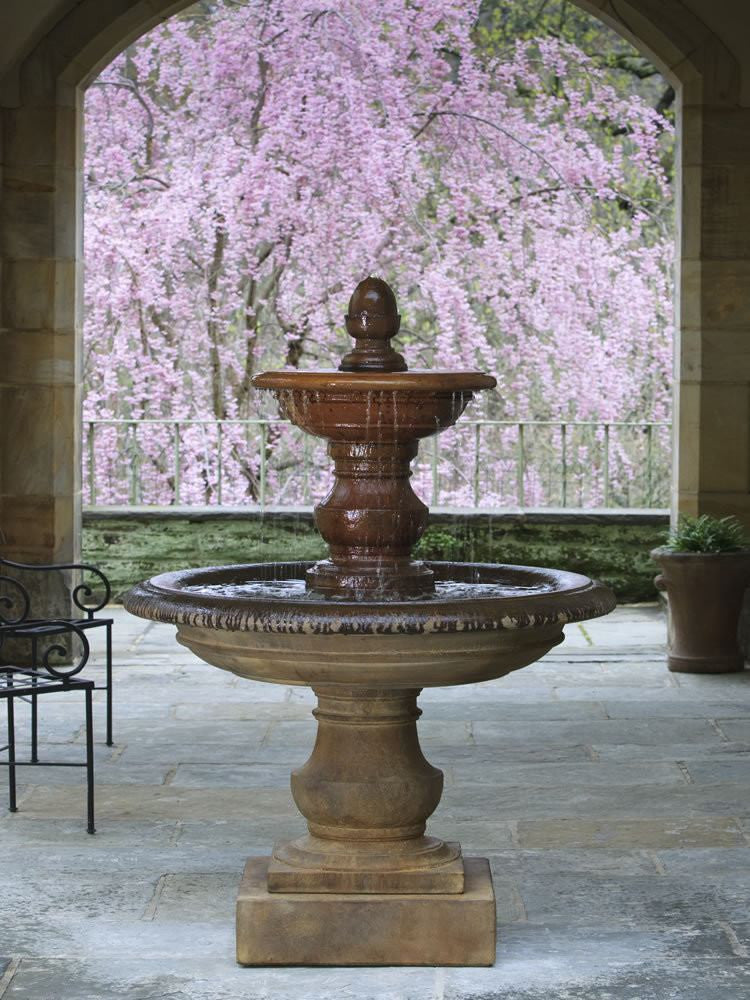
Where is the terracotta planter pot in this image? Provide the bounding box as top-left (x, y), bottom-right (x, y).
top-left (651, 548), bottom-right (750, 673)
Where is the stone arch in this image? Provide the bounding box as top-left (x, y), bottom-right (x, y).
top-left (17, 0), bottom-right (736, 97)
top-left (0, 0), bottom-right (746, 571)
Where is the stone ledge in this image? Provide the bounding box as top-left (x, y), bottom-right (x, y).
top-left (83, 505), bottom-right (669, 526)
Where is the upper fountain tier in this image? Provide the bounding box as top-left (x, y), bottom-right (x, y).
top-left (252, 278), bottom-right (496, 600)
top-left (253, 276), bottom-right (495, 400)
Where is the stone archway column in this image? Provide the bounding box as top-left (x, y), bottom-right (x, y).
top-left (575, 4), bottom-right (750, 528)
top-left (0, 85), bottom-right (81, 614)
top-left (0, 0), bottom-right (214, 594)
top-left (677, 99), bottom-right (750, 524)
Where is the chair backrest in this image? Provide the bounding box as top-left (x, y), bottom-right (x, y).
top-left (0, 558), bottom-right (111, 622)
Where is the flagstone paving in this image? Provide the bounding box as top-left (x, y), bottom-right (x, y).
top-left (1, 604), bottom-right (749, 999)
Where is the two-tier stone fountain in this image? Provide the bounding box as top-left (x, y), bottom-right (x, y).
top-left (125, 277), bottom-right (615, 967)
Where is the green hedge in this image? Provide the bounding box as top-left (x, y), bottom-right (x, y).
top-left (83, 507), bottom-right (668, 603)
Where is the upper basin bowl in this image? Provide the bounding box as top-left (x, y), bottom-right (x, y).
top-left (252, 370), bottom-right (497, 442)
top-left (124, 561), bottom-right (615, 688)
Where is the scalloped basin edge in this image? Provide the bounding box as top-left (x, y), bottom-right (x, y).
top-left (123, 561), bottom-right (615, 687)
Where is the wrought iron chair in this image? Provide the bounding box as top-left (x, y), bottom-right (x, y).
top-left (0, 608), bottom-right (95, 835)
top-left (0, 558), bottom-right (114, 747)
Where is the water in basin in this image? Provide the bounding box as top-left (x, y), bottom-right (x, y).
top-left (182, 577), bottom-right (558, 603)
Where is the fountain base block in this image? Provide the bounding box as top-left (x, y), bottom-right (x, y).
top-left (267, 840), bottom-right (465, 893)
top-left (236, 856), bottom-right (496, 966)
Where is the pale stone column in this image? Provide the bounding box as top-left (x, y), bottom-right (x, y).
top-left (677, 100), bottom-right (750, 525)
top-left (0, 82), bottom-right (82, 607)
top-left (0, 1), bottom-right (220, 589)
top-left (578, 4), bottom-right (750, 528)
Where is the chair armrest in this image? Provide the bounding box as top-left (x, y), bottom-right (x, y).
top-left (0, 620), bottom-right (90, 678)
top-left (37, 621), bottom-right (91, 678)
top-left (0, 558), bottom-right (111, 618)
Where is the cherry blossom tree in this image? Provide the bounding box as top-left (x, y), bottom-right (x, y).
top-left (83, 0), bottom-right (673, 507)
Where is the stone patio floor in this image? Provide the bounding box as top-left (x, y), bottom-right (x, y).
top-left (1, 604), bottom-right (749, 999)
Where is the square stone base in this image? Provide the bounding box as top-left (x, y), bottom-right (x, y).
top-left (236, 856), bottom-right (496, 966)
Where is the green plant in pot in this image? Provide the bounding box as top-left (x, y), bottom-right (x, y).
top-left (652, 515), bottom-right (750, 673)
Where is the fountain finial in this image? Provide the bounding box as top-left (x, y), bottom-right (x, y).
top-left (339, 276), bottom-right (408, 373)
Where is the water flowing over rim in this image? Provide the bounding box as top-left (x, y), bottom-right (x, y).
top-left (251, 370), bottom-right (497, 393)
top-left (123, 561), bottom-right (616, 636)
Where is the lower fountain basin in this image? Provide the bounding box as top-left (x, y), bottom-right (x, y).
top-left (124, 560), bottom-right (615, 687)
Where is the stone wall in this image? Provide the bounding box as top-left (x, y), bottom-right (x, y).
top-left (83, 507), bottom-right (669, 604)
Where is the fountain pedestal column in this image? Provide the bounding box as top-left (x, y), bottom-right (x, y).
top-left (308, 441), bottom-right (434, 598)
top-left (236, 686), bottom-right (496, 966)
top-left (269, 685), bottom-right (463, 893)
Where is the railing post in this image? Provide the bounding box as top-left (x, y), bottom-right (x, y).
top-left (173, 421), bottom-right (181, 505)
top-left (129, 421), bottom-right (139, 505)
top-left (87, 421), bottom-right (96, 506)
top-left (431, 434), bottom-right (440, 506)
top-left (245, 420), bottom-right (253, 502)
top-left (473, 423), bottom-right (481, 506)
top-left (303, 433), bottom-right (311, 504)
top-left (603, 423), bottom-right (610, 508)
top-left (81, 417), bottom-right (671, 512)
top-left (217, 421), bottom-right (224, 505)
top-left (259, 421), bottom-right (268, 510)
top-left (516, 423), bottom-right (525, 507)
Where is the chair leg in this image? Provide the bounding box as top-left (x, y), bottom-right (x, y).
top-left (30, 636), bottom-right (38, 763)
top-left (105, 623), bottom-right (113, 747)
top-left (7, 686), bottom-right (17, 813)
top-left (85, 686), bottom-right (95, 834)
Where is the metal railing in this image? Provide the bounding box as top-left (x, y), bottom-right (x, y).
top-left (83, 417), bottom-right (672, 510)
